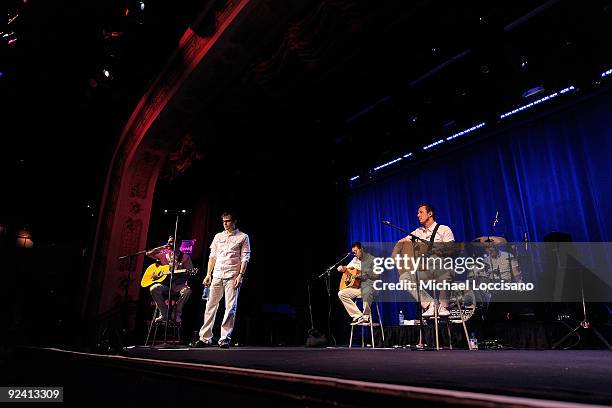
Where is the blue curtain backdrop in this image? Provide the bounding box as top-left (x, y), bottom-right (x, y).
top-left (347, 92), bottom-right (612, 322)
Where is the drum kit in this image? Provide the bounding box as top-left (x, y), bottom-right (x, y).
top-left (448, 235), bottom-right (525, 323)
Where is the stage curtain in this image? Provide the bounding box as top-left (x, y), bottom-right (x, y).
top-left (347, 92), bottom-right (612, 322)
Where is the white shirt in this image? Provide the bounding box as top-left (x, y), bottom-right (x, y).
top-left (409, 221), bottom-right (454, 243)
top-left (210, 229), bottom-right (251, 279)
top-left (347, 257), bottom-right (361, 271)
top-left (483, 250), bottom-right (519, 281)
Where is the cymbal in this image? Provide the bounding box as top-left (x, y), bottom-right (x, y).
top-left (473, 236), bottom-right (507, 245)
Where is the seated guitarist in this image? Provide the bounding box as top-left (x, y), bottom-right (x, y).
top-left (337, 242), bottom-right (376, 325)
top-left (146, 235), bottom-right (193, 323)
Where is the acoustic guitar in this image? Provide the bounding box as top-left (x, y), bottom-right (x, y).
top-left (141, 264), bottom-right (199, 288)
top-left (339, 267), bottom-right (361, 291)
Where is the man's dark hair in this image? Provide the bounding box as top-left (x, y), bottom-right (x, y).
top-left (221, 211), bottom-right (237, 222)
top-left (351, 241), bottom-right (362, 249)
top-left (418, 202), bottom-right (436, 220)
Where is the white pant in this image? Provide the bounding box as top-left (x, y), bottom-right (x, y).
top-left (399, 270), bottom-right (450, 308)
top-left (198, 277), bottom-right (240, 343)
top-left (338, 287), bottom-right (370, 318)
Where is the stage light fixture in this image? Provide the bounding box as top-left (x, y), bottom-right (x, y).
top-left (349, 175), bottom-right (360, 181)
top-left (445, 122), bottom-right (486, 142)
top-left (370, 152), bottom-right (413, 173)
top-left (16, 229), bottom-right (33, 248)
top-left (2, 31), bottom-right (17, 47)
top-left (373, 157), bottom-right (403, 171)
top-left (499, 86), bottom-right (575, 120)
top-left (601, 68), bottom-right (612, 78)
top-left (522, 85), bottom-right (545, 98)
top-left (139, 2), bottom-right (145, 11)
top-left (520, 56), bottom-right (529, 72)
top-left (423, 139), bottom-right (445, 150)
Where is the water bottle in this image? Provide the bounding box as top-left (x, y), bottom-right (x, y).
top-left (469, 332), bottom-right (479, 350)
top-left (202, 286), bottom-right (210, 300)
top-left (398, 310), bottom-right (404, 326)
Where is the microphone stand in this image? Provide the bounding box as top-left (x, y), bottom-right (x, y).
top-left (316, 252), bottom-right (353, 346)
top-left (156, 213), bottom-right (182, 348)
top-left (382, 220), bottom-right (430, 349)
top-left (114, 249), bottom-right (150, 349)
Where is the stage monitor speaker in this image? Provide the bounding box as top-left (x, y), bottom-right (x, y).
top-left (305, 328), bottom-right (328, 347)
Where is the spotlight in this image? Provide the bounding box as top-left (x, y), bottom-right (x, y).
top-left (16, 228), bottom-right (33, 248)
top-left (371, 152), bottom-right (413, 172)
top-left (520, 56), bottom-right (528, 72)
top-left (522, 85), bottom-right (545, 98)
top-left (2, 31), bottom-right (17, 47)
top-left (139, 2), bottom-right (145, 11)
top-left (499, 86), bottom-right (575, 120)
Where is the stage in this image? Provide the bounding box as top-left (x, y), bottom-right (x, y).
top-left (5, 346), bottom-right (612, 407)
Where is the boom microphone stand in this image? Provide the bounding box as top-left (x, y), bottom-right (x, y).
top-left (382, 220), bottom-right (431, 348)
top-left (317, 251), bottom-right (353, 346)
top-left (156, 209), bottom-right (187, 348)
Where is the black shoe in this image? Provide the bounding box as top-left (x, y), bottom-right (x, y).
top-left (218, 339), bottom-right (230, 349)
top-left (190, 339), bottom-right (212, 348)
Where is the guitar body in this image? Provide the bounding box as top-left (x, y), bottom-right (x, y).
top-left (141, 264), bottom-right (199, 288)
top-left (339, 267), bottom-right (361, 291)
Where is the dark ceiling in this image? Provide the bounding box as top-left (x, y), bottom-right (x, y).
top-left (173, 0), bottom-right (612, 183)
top-left (2, 0), bottom-right (612, 239)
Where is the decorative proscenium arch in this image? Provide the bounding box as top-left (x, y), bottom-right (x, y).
top-left (82, 0), bottom-right (253, 329)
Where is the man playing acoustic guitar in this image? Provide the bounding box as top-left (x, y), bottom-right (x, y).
top-left (146, 235), bottom-right (193, 323)
top-left (337, 242), bottom-right (376, 325)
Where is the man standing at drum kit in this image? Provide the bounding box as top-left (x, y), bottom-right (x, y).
top-left (482, 240), bottom-right (523, 284)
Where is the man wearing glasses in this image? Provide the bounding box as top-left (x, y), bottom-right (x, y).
top-left (191, 212), bottom-right (251, 349)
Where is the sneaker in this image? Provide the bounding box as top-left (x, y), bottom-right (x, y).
top-left (154, 315), bottom-right (168, 324)
top-left (437, 306), bottom-right (450, 317)
top-left (190, 339), bottom-right (213, 348)
top-left (422, 304), bottom-right (435, 317)
top-left (353, 315), bottom-right (371, 325)
top-left (218, 339), bottom-right (231, 349)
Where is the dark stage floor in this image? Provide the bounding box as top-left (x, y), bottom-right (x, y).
top-left (14, 346), bottom-right (611, 406)
top-left (125, 347), bottom-right (612, 404)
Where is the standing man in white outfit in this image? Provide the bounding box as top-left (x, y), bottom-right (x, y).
top-left (191, 212), bottom-right (250, 348)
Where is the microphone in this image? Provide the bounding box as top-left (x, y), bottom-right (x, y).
top-left (164, 209), bottom-right (188, 215)
top-left (381, 220), bottom-right (391, 226)
top-left (493, 210), bottom-right (499, 227)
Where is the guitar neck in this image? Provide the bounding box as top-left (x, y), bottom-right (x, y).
top-left (161, 268), bottom-right (189, 275)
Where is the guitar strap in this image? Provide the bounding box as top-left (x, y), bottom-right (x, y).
top-left (428, 223), bottom-right (442, 252)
